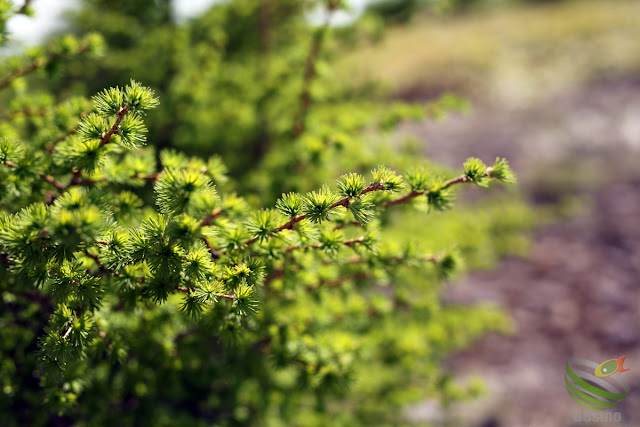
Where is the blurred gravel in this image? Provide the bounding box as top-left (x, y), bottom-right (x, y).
top-left (403, 77), bottom-right (640, 426)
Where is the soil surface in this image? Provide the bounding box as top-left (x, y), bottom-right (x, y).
top-left (402, 77), bottom-right (640, 426)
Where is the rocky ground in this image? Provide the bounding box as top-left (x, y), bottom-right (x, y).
top-left (402, 77), bottom-right (640, 426)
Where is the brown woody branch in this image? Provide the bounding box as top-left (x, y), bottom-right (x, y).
top-left (46, 112), bottom-right (89, 154)
top-left (172, 286), bottom-right (235, 301)
top-left (99, 106), bottom-right (128, 148)
top-left (291, 0), bottom-right (339, 138)
top-left (40, 173), bottom-right (65, 191)
top-left (0, 44), bottom-right (89, 91)
top-left (200, 208), bottom-right (223, 227)
top-left (333, 221), bottom-right (362, 230)
top-left (0, 107), bottom-right (50, 121)
top-left (383, 172), bottom-right (480, 208)
top-left (284, 235), bottom-right (365, 254)
top-left (243, 182), bottom-right (385, 248)
top-left (307, 272), bottom-right (371, 291)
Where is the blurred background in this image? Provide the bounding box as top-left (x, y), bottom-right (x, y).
top-left (343, 1), bottom-right (640, 425)
top-left (349, 1), bottom-right (640, 426)
top-left (6, 0), bottom-right (640, 425)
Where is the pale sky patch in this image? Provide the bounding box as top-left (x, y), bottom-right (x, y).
top-left (5, 0), bottom-right (371, 47)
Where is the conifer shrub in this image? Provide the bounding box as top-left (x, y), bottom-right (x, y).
top-left (0, 1), bottom-right (532, 425)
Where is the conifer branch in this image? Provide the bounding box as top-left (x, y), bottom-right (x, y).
top-left (0, 58), bottom-right (44, 91)
top-left (64, 169), bottom-right (83, 189)
top-left (200, 209), bottom-right (224, 259)
top-left (2, 158), bottom-right (67, 190)
top-left (264, 269), bottom-right (286, 285)
top-left (200, 208), bottom-right (223, 227)
top-left (241, 161), bottom-right (511, 252)
top-left (46, 112), bottom-right (89, 154)
top-left (40, 173), bottom-right (66, 191)
top-left (173, 286), bottom-right (234, 301)
top-left (134, 172), bottom-right (159, 181)
top-left (344, 253), bottom-right (442, 267)
top-left (308, 272), bottom-right (371, 290)
top-left (384, 168), bottom-right (490, 208)
top-left (82, 248), bottom-right (101, 266)
top-left (5, 157), bottom-right (154, 199)
top-left (41, 170), bottom-right (159, 202)
top-left (383, 190), bottom-right (421, 208)
top-left (284, 236), bottom-right (366, 254)
top-left (333, 221), bottom-right (362, 230)
top-left (0, 44), bottom-right (90, 91)
top-left (0, 0), bottom-right (525, 414)
top-left (441, 175), bottom-right (469, 188)
top-left (0, 107), bottom-right (50, 121)
top-left (83, 248), bottom-right (111, 275)
top-left (203, 237), bottom-right (221, 260)
top-left (65, 172), bottom-right (159, 189)
top-left (99, 106), bottom-right (128, 147)
top-left (244, 182), bottom-right (385, 248)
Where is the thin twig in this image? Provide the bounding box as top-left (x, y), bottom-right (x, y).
top-left (99, 106), bottom-right (128, 148)
top-left (82, 248), bottom-right (112, 275)
top-left (333, 221), bottom-right (361, 230)
top-left (39, 173), bottom-right (65, 191)
top-left (284, 235), bottom-right (365, 254)
top-left (46, 112), bottom-right (89, 154)
top-left (0, 107), bottom-right (50, 121)
top-left (0, 45), bottom-right (89, 91)
top-left (243, 182), bottom-right (385, 247)
top-left (200, 208), bottom-right (223, 227)
top-left (291, 0), bottom-right (339, 137)
top-left (0, 58), bottom-right (43, 91)
top-left (264, 269), bottom-right (285, 285)
top-left (173, 286), bottom-right (235, 301)
top-left (307, 272), bottom-right (371, 291)
top-left (383, 172), bottom-right (479, 208)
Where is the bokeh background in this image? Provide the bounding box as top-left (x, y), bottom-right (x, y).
top-left (5, 0), bottom-right (640, 425)
top-left (350, 1), bottom-right (640, 426)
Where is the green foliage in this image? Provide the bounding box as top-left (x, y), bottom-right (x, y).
top-left (0, 2), bottom-right (530, 426)
top-left (338, 172), bottom-right (367, 198)
top-left (427, 181), bottom-right (455, 211)
top-left (276, 192), bottom-right (304, 218)
top-left (154, 168), bottom-right (217, 216)
top-left (406, 168), bottom-right (430, 192)
top-left (463, 157), bottom-right (489, 187)
top-left (0, 0), bottom-right (13, 45)
top-left (246, 209), bottom-right (279, 243)
top-left (0, 137), bottom-right (22, 163)
top-left (490, 157), bottom-right (517, 184)
top-left (303, 185), bottom-right (340, 223)
top-left (372, 165), bottom-right (404, 191)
